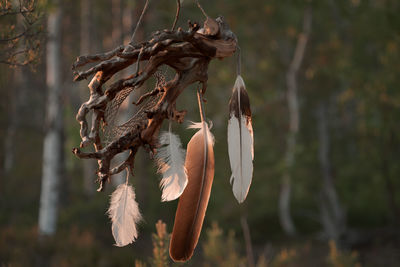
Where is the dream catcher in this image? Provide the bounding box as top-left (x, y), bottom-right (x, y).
top-left (72, 0), bottom-right (253, 262)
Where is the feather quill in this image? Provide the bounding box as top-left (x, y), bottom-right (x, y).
top-left (228, 75), bottom-right (254, 203)
top-left (155, 129), bottom-right (188, 201)
top-left (107, 183), bottom-right (142, 247)
top-left (169, 120), bottom-right (215, 262)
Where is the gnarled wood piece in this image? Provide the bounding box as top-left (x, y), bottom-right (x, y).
top-left (72, 17), bottom-right (237, 191)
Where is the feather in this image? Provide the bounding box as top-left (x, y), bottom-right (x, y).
top-left (107, 184), bottom-right (142, 247)
top-left (228, 75), bottom-right (254, 203)
top-left (169, 121), bottom-right (215, 262)
top-left (155, 130), bottom-right (188, 201)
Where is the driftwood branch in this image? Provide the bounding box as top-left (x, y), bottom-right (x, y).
top-left (72, 17), bottom-right (237, 191)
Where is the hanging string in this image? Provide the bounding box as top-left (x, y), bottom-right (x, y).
top-left (168, 119), bottom-right (172, 133)
top-left (196, 84), bottom-right (206, 123)
top-left (125, 167), bottom-right (130, 185)
top-left (171, 0), bottom-right (181, 31)
top-left (236, 45), bottom-right (241, 76)
top-left (130, 0), bottom-right (150, 44)
top-left (195, 0), bottom-right (208, 18)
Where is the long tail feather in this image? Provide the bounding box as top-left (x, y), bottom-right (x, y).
top-left (107, 183), bottom-right (142, 247)
top-left (156, 129), bottom-right (188, 201)
top-left (228, 75), bottom-right (254, 203)
top-left (169, 121), bottom-right (215, 262)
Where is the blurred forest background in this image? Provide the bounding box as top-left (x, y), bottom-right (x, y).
top-left (1, 0), bottom-right (400, 266)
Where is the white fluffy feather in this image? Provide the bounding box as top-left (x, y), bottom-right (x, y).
top-left (228, 75), bottom-right (254, 203)
top-left (188, 121), bottom-right (215, 146)
top-left (107, 184), bottom-right (142, 247)
top-left (156, 131), bottom-right (188, 201)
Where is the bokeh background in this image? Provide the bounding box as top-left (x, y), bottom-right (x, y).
top-left (1, 0), bottom-right (400, 266)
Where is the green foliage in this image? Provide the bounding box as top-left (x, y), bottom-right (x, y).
top-left (202, 222), bottom-right (246, 267)
top-left (269, 248), bottom-right (299, 267)
top-left (150, 220), bottom-right (170, 267)
top-left (327, 241), bottom-right (360, 267)
top-left (0, 0), bottom-right (45, 67)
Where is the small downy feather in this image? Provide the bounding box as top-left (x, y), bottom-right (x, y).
top-left (107, 183), bottom-right (142, 247)
top-left (155, 130), bottom-right (188, 201)
top-left (228, 75), bottom-right (254, 203)
top-left (169, 121), bottom-right (215, 262)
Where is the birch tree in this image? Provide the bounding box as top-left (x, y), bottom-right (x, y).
top-left (279, 6), bottom-right (312, 236)
top-left (38, 0), bottom-right (63, 236)
top-left (317, 102), bottom-right (346, 244)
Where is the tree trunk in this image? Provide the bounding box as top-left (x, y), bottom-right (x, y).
top-left (279, 6), bottom-right (312, 236)
top-left (38, 0), bottom-right (63, 236)
top-left (317, 102), bottom-right (346, 244)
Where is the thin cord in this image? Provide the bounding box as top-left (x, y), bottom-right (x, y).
top-left (125, 167), bottom-right (129, 185)
top-left (196, 84), bottom-right (206, 123)
top-left (171, 0), bottom-right (181, 31)
top-left (130, 0), bottom-right (150, 44)
top-left (195, 0), bottom-right (208, 18)
top-left (236, 45), bottom-right (241, 76)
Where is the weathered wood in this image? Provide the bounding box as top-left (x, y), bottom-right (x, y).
top-left (72, 17), bottom-right (237, 191)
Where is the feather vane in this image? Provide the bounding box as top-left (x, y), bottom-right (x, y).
top-left (155, 131), bottom-right (188, 201)
top-left (228, 75), bottom-right (254, 203)
top-left (170, 121), bottom-right (215, 262)
top-left (107, 184), bottom-right (142, 247)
